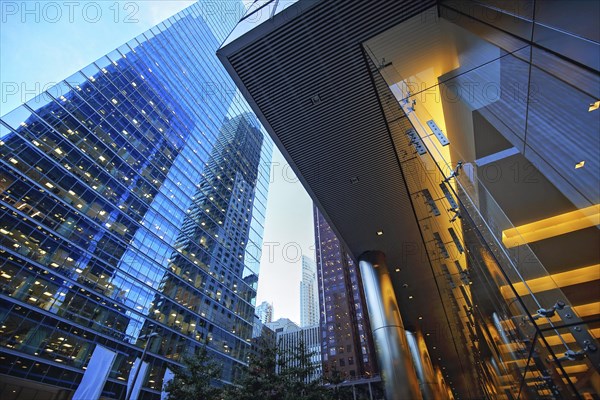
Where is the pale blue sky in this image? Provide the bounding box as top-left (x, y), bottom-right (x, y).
top-left (0, 0), bottom-right (313, 324)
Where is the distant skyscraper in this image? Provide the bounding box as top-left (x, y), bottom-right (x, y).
top-left (314, 205), bottom-right (378, 381)
top-left (0, 3), bottom-right (272, 399)
top-left (256, 300), bottom-right (274, 324)
top-left (300, 255), bottom-right (319, 327)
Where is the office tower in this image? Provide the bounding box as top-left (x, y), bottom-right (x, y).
top-left (267, 318), bottom-right (322, 382)
top-left (299, 255), bottom-right (319, 327)
top-left (219, 1), bottom-right (600, 399)
top-left (313, 206), bottom-right (379, 383)
top-left (0, 2), bottom-right (272, 399)
top-left (255, 300), bottom-right (273, 324)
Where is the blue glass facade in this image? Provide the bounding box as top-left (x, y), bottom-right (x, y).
top-left (0, 2), bottom-right (272, 398)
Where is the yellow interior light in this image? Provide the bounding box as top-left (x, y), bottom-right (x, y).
top-left (500, 264), bottom-right (600, 299)
top-left (544, 332), bottom-right (576, 346)
top-left (502, 205), bottom-right (600, 248)
top-left (559, 364), bottom-right (588, 374)
top-left (572, 302), bottom-right (600, 318)
top-left (544, 328), bottom-right (600, 347)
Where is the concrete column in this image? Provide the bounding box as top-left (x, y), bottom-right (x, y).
top-left (358, 251), bottom-right (422, 400)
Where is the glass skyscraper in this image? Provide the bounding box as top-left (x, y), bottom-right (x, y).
top-left (0, 2), bottom-right (272, 399)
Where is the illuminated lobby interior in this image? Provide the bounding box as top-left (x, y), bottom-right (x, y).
top-left (219, 0), bottom-right (600, 399)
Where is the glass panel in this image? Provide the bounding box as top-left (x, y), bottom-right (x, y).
top-left (1, 105), bottom-right (36, 130)
top-left (525, 60), bottom-right (600, 207)
top-left (222, 1), bottom-right (277, 47)
top-left (363, 5), bottom-right (600, 394)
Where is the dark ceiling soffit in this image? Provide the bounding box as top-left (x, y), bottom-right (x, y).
top-left (217, 1), bottom-right (361, 258)
top-left (217, 54), bottom-right (355, 260)
top-left (217, 0), bottom-right (437, 262)
top-left (218, 0), bottom-right (324, 57)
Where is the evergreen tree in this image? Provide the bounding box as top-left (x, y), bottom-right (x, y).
top-left (322, 365), bottom-right (354, 400)
top-left (164, 344), bottom-right (224, 400)
top-left (224, 336), bottom-right (333, 400)
top-left (223, 337), bottom-right (286, 400)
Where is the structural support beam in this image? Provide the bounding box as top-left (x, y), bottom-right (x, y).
top-left (358, 251), bottom-right (422, 400)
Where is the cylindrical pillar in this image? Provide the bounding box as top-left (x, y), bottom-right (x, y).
top-left (406, 330), bottom-right (443, 400)
top-left (358, 251), bottom-right (422, 400)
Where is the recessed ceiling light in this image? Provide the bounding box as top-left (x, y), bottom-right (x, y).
top-left (408, 295), bottom-right (413, 299)
top-left (395, 268), bottom-right (400, 272)
top-left (376, 230), bottom-right (383, 236)
top-left (575, 161), bottom-right (585, 169)
top-left (418, 316), bottom-right (423, 320)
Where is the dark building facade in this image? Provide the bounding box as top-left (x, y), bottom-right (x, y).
top-left (314, 205), bottom-right (378, 381)
top-left (0, 2), bottom-right (272, 399)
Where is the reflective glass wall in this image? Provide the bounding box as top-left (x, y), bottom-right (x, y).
top-left (365, 1), bottom-right (599, 398)
top-left (0, 2), bottom-right (273, 399)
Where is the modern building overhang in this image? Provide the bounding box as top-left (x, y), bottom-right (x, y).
top-left (218, 0), bottom-right (478, 397)
top-left (220, 0), bottom-right (600, 395)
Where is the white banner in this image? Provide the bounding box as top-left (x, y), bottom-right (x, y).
top-left (72, 345), bottom-right (117, 400)
top-left (127, 357), bottom-right (149, 400)
top-left (161, 367), bottom-right (175, 400)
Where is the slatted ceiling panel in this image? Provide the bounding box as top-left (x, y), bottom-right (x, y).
top-left (232, 2), bottom-right (426, 69)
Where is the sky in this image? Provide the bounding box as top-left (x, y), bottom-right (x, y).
top-left (0, 0), bottom-right (314, 324)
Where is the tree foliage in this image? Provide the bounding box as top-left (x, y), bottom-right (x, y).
top-left (224, 337), bottom-right (331, 400)
top-left (322, 365), bottom-right (354, 400)
top-left (164, 345), bottom-right (224, 400)
top-left (165, 338), bottom-right (352, 400)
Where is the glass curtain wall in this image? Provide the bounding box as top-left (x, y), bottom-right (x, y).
top-left (0, 2), bottom-right (272, 399)
top-left (364, 1), bottom-right (599, 398)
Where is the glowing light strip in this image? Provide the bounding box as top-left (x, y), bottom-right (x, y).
top-left (544, 328), bottom-right (600, 347)
top-left (500, 264), bottom-right (600, 299)
top-left (502, 205), bottom-right (599, 248)
top-left (572, 302), bottom-right (600, 318)
top-left (559, 364), bottom-right (588, 374)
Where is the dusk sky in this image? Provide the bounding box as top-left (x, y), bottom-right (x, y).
top-left (0, 0), bottom-right (314, 324)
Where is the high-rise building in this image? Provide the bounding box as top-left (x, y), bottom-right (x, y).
top-left (0, 2), bottom-right (272, 399)
top-left (299, 255), bottom-right (319, 327)
top-left (314, 206), bottom-right (378, 382)
top-left (267, 318), bottom-right (322, 382)
top-left (255, 300), bottom-right (273, 324)
top-left (219, 1), bottom-right (600, 399)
